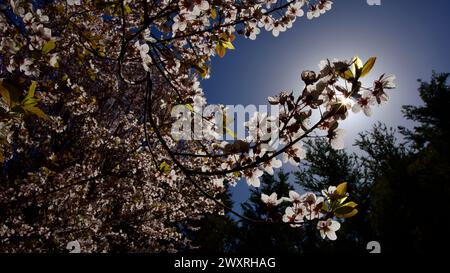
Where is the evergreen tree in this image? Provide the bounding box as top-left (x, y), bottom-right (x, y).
top-left (235, 172), bottom-right (305, 253)
top-left (295, 138), bottom-right (372, 252)
top-left (365, 73), bottom-right (450, 252)
top-left (185, 184), bottom-right (239, 253)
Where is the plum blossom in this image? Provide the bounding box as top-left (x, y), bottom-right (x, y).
top-left (245, 112), bottom-right (278, 142)
top-left (292, 202), bottom-right (309, 216)
top-left (282, 142), bottom-right (307, 166)
top-left (282, 207), bottom-right (304, 227)
top-left (19, 58), bottom-right (38, 76)
top-left (1, 38), bottom-right (20, 54)
top-left (244, 168), bottom-right (264, 187)
top-left (301, 192), bottom-right (317, 206)
top-left (287, 1), bottom-right (305, 18)
top-left (373, 74), bottom-right (396, 104)
top-left (29, 24), bottom-right (52, 50)
top-left (34, 9), bottom-right (49, 23)
top-left (271, 21), bottom-right (286, 37)
top-left (322, 185), bottom-right (337, 197)
top-left (283, 190), bottom-right (302, 203)
top-left (183, 0), bottom-right (210, 16)
top-left (261, 192), bottom-right (283, 207)
top-left (317, 219), bottom-right (341, 240)
top-left (245, 24), bottom-right (261, 40)
top-left (49, 54), bottom-right (59, 67)
top-left (307, 196), bottom-right (325, 219)
top-left (352, 91), bottom-right (376, 116)
top-left (261, 157), bottom-right (282, 175)
top-left (172, 13), bottom-right (194, 33)
top-left (22, 12), bottom-right (34, 28)
top-left (258, 15), bottom-right (274, 31)
top-left (307, 5), bottom-right (320, 19)
top-left (318, 0), bottom-right (333, 14)
top-left (307, 0), bottom-right (333, 19)
top-left (212, 178), bottom-right (225, 189)
top-left (135, 42), bottom-right (153, 71)
top-left (299, 193), bottom-right (325, 219)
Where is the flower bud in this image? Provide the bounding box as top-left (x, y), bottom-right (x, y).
top-left (301, 70), bottom-right (317, 85)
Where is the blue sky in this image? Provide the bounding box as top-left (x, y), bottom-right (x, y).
top-left (201, 0), bottom-right (450, 213)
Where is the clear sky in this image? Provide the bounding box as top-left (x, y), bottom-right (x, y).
top-left (201, 0), bottom-right (450, 213)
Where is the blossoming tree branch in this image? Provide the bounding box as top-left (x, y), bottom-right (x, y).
top-left (0, 0), bottom-right (396, 251)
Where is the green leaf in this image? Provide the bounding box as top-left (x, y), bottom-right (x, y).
top-left (21, 81), bottom-right (49, 120)
top-left (221, 40), bottom-right (235, 50)
top-left (216, 44), bottom-right (226, 58)
top-left (341, 201), bottom-right (358, 208)
top-left (27, 81), bottom-right (37, 98)
top-left (360, 57), bottom-right (376, 78)
top-left (0, 81), bottom-right (20, 108)
top-left (337, 196), bottom-right (348, 204)
top-left (192, 63), bottom-right (208, 78)
top-left (22, 97), bottom-right (39, 107)
top-left (159, 161), bottom-right (171, 175)
top-left (22, 81), bottom-right (39, 107)
top-left (341, 69), bottom-right (354, 81)
top-left (23, 105), bottom-right (49, 120)
top-left (124, 4), bottom-right (132, 14)
top-left (334, 206), bottom-right (358, 218)
top-left (211, 7), bottom-right (217, 19)
top-left (215, 33), bottom-right (235, 58)
top-left (42, 40), bottom-right (56, 54)
top-left (0, 81), bottom-right (11, 106)
top-left (336, 182), bottom-right (347, 196)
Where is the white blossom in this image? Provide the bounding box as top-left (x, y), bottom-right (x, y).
top-left (317, 219), bottom-right (341, 240)
top-left (261, 192), bottom-right (283, 206)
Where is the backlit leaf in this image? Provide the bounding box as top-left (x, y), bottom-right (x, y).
top-left (159, 161), bottom-right (171, 175)
top-left (335, 206), bottom-right (358, 218)
top-left (211, 7), bottom-right (217, 19)
top-left (216, 44), bottom-right (226, 58)
top-left (360, 57), bottom-right (377, 78)
top-left (124, 4), bottom-right (132, 14)
top-left (42, 40), bottom-right (56, 54)
top-left (0, 81), bottom-right (11, 106)
top-left (336, 182), bottom-right (347, 196)
top-left (23, 105), bottom-right (50, 120)
top-left (0, 81), bottom-right (20, 107)
top-left (341, 201), bottom-right (358, 208)
top-left (21, 81), bottom-right (49, 120)
top-left (341, 69), bottom-right (354, 81)
top-left (27, 81), bottom-right (37, 99)
top-left (221, 40), bottom-right (235, 50)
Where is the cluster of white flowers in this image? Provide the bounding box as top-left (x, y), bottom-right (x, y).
top-left (261, 183), bottom-right (355, 240)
